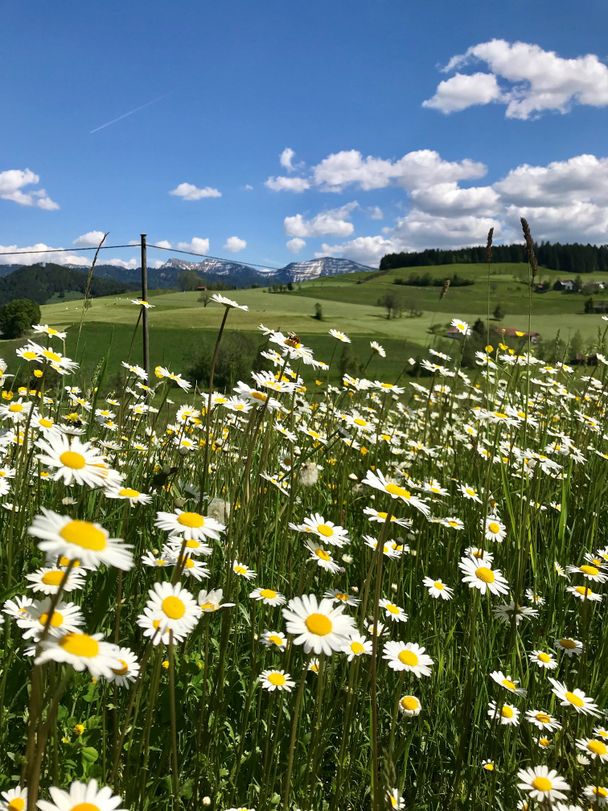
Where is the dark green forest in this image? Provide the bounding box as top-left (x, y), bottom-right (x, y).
top-left (380, 242), bottom-right (608, 273)
top-left (0, 263), bottom-right (136, 306)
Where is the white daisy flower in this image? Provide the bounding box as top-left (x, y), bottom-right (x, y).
top-left (37, 779), bottom-right (126, 811)
top-left (549, 678), bottom-right (600, 716)
top-left (25, 566), bottom-right (86, 595)
top-left (259, 669), bottom-right (295, 692)
top-left (28, 510), bottom-right (134, 571)
top-left (249, 587), bottom-right (286, 606)
top-left (341, 632), bottom-right (372, 661)
top-left (487, 701), bottom-right (520, 726)
top-left (155, 509), bottom-right (224, 541)
top-left (382, 641), bottom-right (433, 677)
top-left (525, 709), bottom-right (561, 731)
top-left (517, 766), bottom-right (570, 804)
top-left (398, 695), bottom-right (422, 717)
top-left (422, 576), bottom-right (453, 600)
top-left (458, 555), bottom-right (509, 596)
top-left (282, 594), bottom-right (356, 655)
top-left (35, 632), bottom-right (122, 679)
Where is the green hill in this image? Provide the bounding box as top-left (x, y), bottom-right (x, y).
top-left (0, 263), bottom-right (137, 306)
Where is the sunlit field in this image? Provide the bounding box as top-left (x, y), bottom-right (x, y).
top-left (1, 295), bottom-right (608, 811)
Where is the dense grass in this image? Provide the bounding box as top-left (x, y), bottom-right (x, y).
top-left (1, 310), bottom-right (608, 811)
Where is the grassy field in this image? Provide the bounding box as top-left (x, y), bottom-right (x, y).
top-left (1, 303), bottom-right (608, 810)
top-left (16, 261), bottom-right (606, 389)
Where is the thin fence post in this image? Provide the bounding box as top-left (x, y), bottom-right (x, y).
top-left (140, 233), bottom-right (150, 378)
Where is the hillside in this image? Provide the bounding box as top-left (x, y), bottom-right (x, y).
top-left (0, 263), bottom-right (136, 306)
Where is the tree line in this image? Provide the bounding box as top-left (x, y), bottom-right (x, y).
top-left (380, 242), bottom-right (608, 273)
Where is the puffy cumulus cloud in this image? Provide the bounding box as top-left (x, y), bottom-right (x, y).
top-left (284, 203), bottom-right (358, 238)
top-left (410, 182), bottom-right (499, 216)
top-left (0, 169), bottom-right (59, 210)
top-left (494, 154), bottom-right (608, 206)
top-left (170, 182), bottom-right (222, 200)
top-left (422, 72), bottom-right (502, 113)
top-left (318, 236), bottom-right (401, 267)
top-left (154, 239), bottom-right (172, 249)
top-left (103, 257), bottom-right (139, 270)
top-left (368, 206), bottom-right (384, 220)
top-left (176, 237), bottom-right (210, 254)
top-left (393, 210), bottom-right (498, 249)
top-left (0, 243), bottom-right (91, 266)
top-left (320, 211), bottom-right (497, 266)
top-left (311, 149), bottom-right (486, 192)
top-left (265, 175), bottom-right (310, 192)
top-left (280, 147), bottom-right (296, 172)
top-left (73, 230), bottom-right (107, 247)
top-left (224, 236), bottom-right (247, 252)
top-left (286, 237), bottom-right (306, 253)
top-left (504, 202), bottom-right (608, 244)
top-left (427, 39), bottom-right (608, 119)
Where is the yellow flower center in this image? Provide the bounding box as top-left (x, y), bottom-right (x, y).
top-left (580, 564), bottom-right (599, 576)
top-left (350, 641), bottom-right (365, 654)
top-left (8, 800), bottom-right (25, 811)
top-left (537, 652), bottom-right (552, 663)
top-left (536, 712), bottom-right (551, 724)
top-left (433, 581), bottom-right (444, 590)
top-left (475, 566), bottom-right (495, 583)
top-left (71, 804), bottom-right (101, 811)
top-left (59, 520), bottom-right (107, 551)
top-left (305, 613), bottom-right (332, 636)
top-left (565, 691), bottom-right (585, 707)
top-left (317, 524), bottom-right (334, 537)
top-left (112, 659), bottom-right (129, 676)
top-left (8, 403), bottom-right (23, 412)
top-left (385, 483), bottom-right (411, 499)
top-left (593, 787), bottom-right (608, 798)
top-left (354, 418), bottom-right (367, 427)
top-left (268, 634), bottom-right (283, 646)
top-left (60, 633), bottom-right (99, 658)
top-left (200, 601), bottom-right (217, 612)
top-left (501, 705), bottom-right (514, 719)
top-left (575, 585), bottom-right (592, 596)
top-left (119, 487), bottom-right (141, 498)
top-left (501, 678), bottom-right (516, 691)
top-left (385, 603), bottom-right (400, 615)
top-left (39, 610), bottom-right (63, 627)
top-left (41, 570), bottom-right (64, 586)
top-left (398, 649), bottom-right (419, 667)
top-left (59, 450), bottom-right (87, 470)
top-left (487, 522), bottom-right (500, 534)
top-left (267, 672), bottom-right (286, 686)
top-left (400, 695), bottom-right (420, 712)
top-left (531, 776), bottom-right (552, 793)
top-left (162, 596), bottom-right (186, 620)
top-left (315, 548), bottom-right (331, 561)
top-left (588, 740), bottom-right (608, 756)
top-left (43, 350), bottom-right (62, 363)
top-left (22, 351), bottom-right (38, 360)
top-left (177, 512), bottom-right (205, 528)
top-left (559, 638), bottom-right (577, 649)
top-left (39, 417), bottom-right (54, 428)
top-left (251, 391), bottom-right (267, 401)
top-left (259, 589), bottom-right (277, 600)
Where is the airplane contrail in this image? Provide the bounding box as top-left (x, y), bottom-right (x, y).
top-left (89, 94), bottom-right (167, 134)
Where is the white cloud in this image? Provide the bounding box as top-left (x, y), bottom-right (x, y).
top-left (154, 239), bottom-right (173, 249)
top-left (176, 237), bottom-right (210, 254)
top-left (318, 236), bottom-right (398, 266)
top-left (426, 39), bottom-right (608, 119)
top-left (103, 257), bottom-right (139, 269)
top-left (312, 149), bottom-right (486, 192)
top-left (422, 72), bottom-right (502, 113)
top-left (494, 154), bottom-right (608, 206)
top-left (265, 175), bottom-right (311, 192)
top-left (393, 210), bottom-right (498, 248)
top-left (284, 203), bottom-right (358, 238)
top-left (243, 184), bottom-right (254, 191)
top-left (73, 230), bottom-right (107, 247)
top-left (224, 236), bottom-right (247, 252)
top-left (170, 182), bottom-right (222, 200)
top-left (410, 182), bottom-right (499, 215)
top-left (286, 237), bottom-right (306, 254)
top-left (368, 206), bottom-right (384, 220)
top-left (0, 243), bottom-right (91, 266)
top-left (0, 168), bottom-right (59, 210)
top-left (280, 147), bottom-right (296, 172)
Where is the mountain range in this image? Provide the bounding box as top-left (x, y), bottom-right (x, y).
top-left (0, 256), bottom-right (373, 291)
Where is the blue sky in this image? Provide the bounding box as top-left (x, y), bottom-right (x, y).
top-left (2, 0), bottom-right (608, 268)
